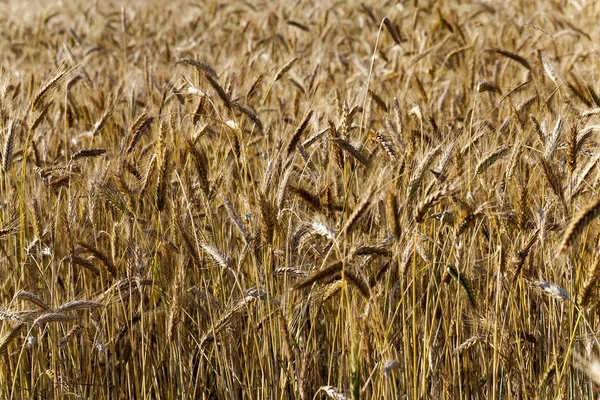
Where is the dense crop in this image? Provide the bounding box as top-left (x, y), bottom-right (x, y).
top-left (1, 0), bottom-right (600, 398)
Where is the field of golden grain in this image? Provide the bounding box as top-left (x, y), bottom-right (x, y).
top-left (1, 0), bottom-right (600, 398)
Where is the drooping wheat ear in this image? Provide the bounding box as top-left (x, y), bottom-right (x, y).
top-left (233, 102), bottom-right (263, 131)
top-left (517, 180), bottom-right (529, 231)
top-left (201, 243), bottom-right (233, 271)
top-left (517, 94), bottom-right (538, 117)
top-left (578, 253), bottom-right (600, 307)
top-left (276, 164), bottom-right (293, 214)
top-left (176, 58), bottom-right (218, 78)
top-left (454, 336), bottom-right (486, 354)
top-left (559, 197), bottom-right (600, 254)
top-left (576, 125), bottom-right (599, 152)
top-left (47, 175), bottom-right (71, 190)
top-left (260, 151), bottom-right (282, 194)
top-left (328, 119), bottom-right (344, 169)
top-left (567, 124), bottom-right (578, 173)
top-left (192, 96), bottom-right (205, 126)
top-left (246, 73), bottom-right (263, 100)
top-left (432, 142), bottom-right (453, 181)
top-left (544, 116), bottom-right (564, 159)
top-left (30, 101), bottom-right (52, 132)
top-left (475, 146), bottom-right (510, 175)
top-left (274, 267), bottom-right (308, 278)
top-left (260, 193), bottom-right (276, 245)
top-left (485, 48), bottom-right (531, 70)
top-left (186, 138), bottom-right (210, 196)
top-left (2, 119), bottom-right (16, 172)
top-left (293, 261), bottom-right (344, 291)
top-left (446, 264), bottom-right (477, 309)
top-left (71, 148), bottom-right (107, 161)
top-left (406, 145), bottom-right (442, 203)
top-left (339, 101), bottom-right (350, 137)
top-left (31, 70), bottom-right (68, 111)
top-left (174, 223), bottom-right (198, 266)
top-left (539, 158), bottom-right (565, 209)
top-left (204, 72), bottom-right (233, 109)
top-left (534, 48), bottom-right (546, 84)
top-left (351, 242), bottom-right (392, 259)
top-left (138, 154), bottom-right (157, 204)
top-left (113, 313), bottom-right (142, 344)
top-left (13, 290), bottom-right (51, 311)
top-left (371, 131), bottom-right (398, 162)
top-left (399, 237), bottom-right (416, 274)
top-left (92, 106), bottom-right (114, 137)
top-left (571, 153), bottom-right (600, 202)
top-left (70, 255), bottom-right (100, 276)
top-left (201, 293), bottom-right (259, 345)
top-left (114, 174), bottom-right (135, 213)
top-left (456, 211), bottom-right (483, 236)
top-left (319, 386), bottom-right (347, 400)
top-left (368, 260), bottom-right (393, 288)
top-left (505, 142), bottom-right (522, 181)
top-left (286, 110), bottom-right (313, 157)
top-left (125, 116), bottom-right (154, 155)
top-left (0, 223), bottom-right (16, 238)
top-left (367, 89), bottom-right (388, 113)
top-left (0, 309), bottom-right (37, 322)
top-left (538, 357), bottom-right (563, 393)
top-left (342, 269), bottom-right (370, 299)
top-left (307, 63), bottom-right (320, 93)
top-left (317, 280), bottom-right (341, 303)
top-left (274, 57), bottom-right (298, 82)
top-left (415, 183), bottom-right (454, 223)
top-left (54, 301), bottom-right (103, 314)
top-left (341, 186), bottom-right (375, 236)
top-left (331, 137), bottom-right (370, 168)
top-left (0, 322), bottom-right (25, 356)
top-left (290, 185), bottom-right (321, 211)
top-left (58, 324), bottom-right (83, 347)
top-left (511, 229), bottom-right (539, 279)
top-left (77, 241), bottom-right (117, 278)
top-left (156, 148), bottom-right (171, 212)
top-left (66, 74), bottom-right (82, 92)
top-left (30, 199), bottom-right (42, 240)
top-left (298, 346), bottom-right (311, 400)
top-left (33, 313), bottom-right (77, 326)
top-left (459, 131), bottom-right (484, 157)
top-left (529, 114), bottom-right (545, 144)
top-left (386, 191), bottom-right (401, 239)
top-left (222, 195), bottom-right (252, 245)
top-left (382, 17), bottom-right (401, 45)
top-left (477, 81), bottom-right (501, 94)
top-left (168, 266), bottom-right (184, 342)
top-left (277, 308), bottom-right (295, 363)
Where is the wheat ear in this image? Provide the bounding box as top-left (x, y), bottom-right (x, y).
top-left (559, 197), bottom-right (600, 254)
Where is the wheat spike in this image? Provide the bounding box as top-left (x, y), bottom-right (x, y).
top-left (287, 111), bottom-right (313, 157)
top-left (274, 57), bottom-right (299, 82)
top-left (293, 261), bottom-right (344, 291)
top-left (382, 17), bottom-right (401, 45)
top-left (32, 69), bottom-right (68, 111)
top-left (559, 197), bottom-right (600, 254)
top-left (2, 119), bottom-right (16, 172)
top-left (0, 322), bottom-right (25, 355)
top-left (71, 148), bottom-right (107, 161)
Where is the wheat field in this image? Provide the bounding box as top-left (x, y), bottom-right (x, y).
top-left (1, 0), bottom-right (600, 398)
